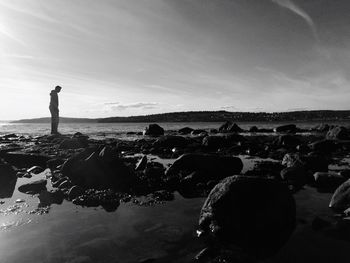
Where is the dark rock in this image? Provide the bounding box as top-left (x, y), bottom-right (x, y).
top-left (18, 179), bottom-right (47, 194)
top-left (303, 154), bottom-right (329, 173)
top-left (218, 121), bottom-right (243, 133)
top-left (59, 137), bottom-right (88, 149)
top-left (38, 189), bottom-right (64, 206)
top-left (68, 185), bottom-right (85, 200)
top-left (312, 217), bottom-right (331, 231)
top-left (280, 165), bottom-right (307, 189)
top-left (326, 126), bottom-right (349, 140)
top-left (309, 140), bottom-right (337, 153)
top-left (58, 180), bottom-right (73, 190)
top-left (274, 124), bottom-right (297, 133)
top-left (27, 166), bottom-right (44, 174)
top-left (166, 153), bottom-right (243, 182)
top-left (340, 170), bottom-right (350, 179)
top-left (277, 135), bottom-right (300, 147)
top-left (329, 179), bottom-right (350, 211)
top-left (178, 127), bottom-right (194, 135)
top-left (202, 134), bottom-right (245, 150)
top-left (153, 135), bottom-right (188, 148)
top-left (282, 153), bottom-right (303, 168)
top-left (313, 124), bottom-right (330, 132)
top-left (313, 172), bottom-right (346, 190)
top-left (210, 129), bottom-right (218, 134)
top-left (2, 152), bottom-right (50, 168)
top-left (198, 176), bottom-right (296, 259)
top-left (191, 129), bottom-right (208, 136)
top-left (249, 126), bottom-right (259, 133)
top-left (3, 133), bottom-right (17, 139)
top-left (47, 158), bottom-right (65, 170)
top-left (143, 124), bottom-right (164, 136)
top-left (135, 155), bottom-right (148, 171)
top-left (0, 162), bottom-right (17, 198)
top-left (72, 189), bottom-right (120, 212)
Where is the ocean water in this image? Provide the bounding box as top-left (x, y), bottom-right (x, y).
top-left (1, 121), bottom-right (349, 139)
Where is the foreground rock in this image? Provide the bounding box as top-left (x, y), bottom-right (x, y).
top-left (18, 179), bottom-right (47, 194)
top-left (326, 126), bottom-right (349, 140)
top-left (0, 160), bottom-right (17, 198)
top-left (166, 153), bottom-right (243, 183)
top-left (198, 176), bottom-right (296, 259)
top-left (329, 179), bottom-right (350, 212)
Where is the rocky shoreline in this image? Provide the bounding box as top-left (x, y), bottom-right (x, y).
top-left (1, 121), bottom-right (350, 262)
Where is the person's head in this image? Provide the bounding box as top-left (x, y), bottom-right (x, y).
top-left (55, 86), bottom-right (62, 93)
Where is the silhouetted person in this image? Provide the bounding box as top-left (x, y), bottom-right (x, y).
top-left (49, 86), bottom-right (62, 134)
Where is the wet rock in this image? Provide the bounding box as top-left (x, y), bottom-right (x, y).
top-left (309, 140), bottom-right (337, 153)
top-left (178, 127), bottom-right (194, 135)
top-left (218, 121), bottom-right (243, 133)
top-left (72, 189), bottom-right (120, 212)
top-left (313, 172), bottom-right (346, 191)
top-left (2, 152), bottom-right (50, 168)
top-left (326, 126), bottom-right (349, 140)
top-left (273, 124), bottom-right (297, 133)
top-left (329, 179), bottom-right (350, 211)
top-left (2, 133), bottom-right (17, 139)
top-left (68, 185), bottom-right (85, 200)
top-left (166, 153), bottom-right (243, 182)
top-left (0, 161), bottom-right (17, 198)
top-left (18, 179), bottom-right (47, 194)
top-left (135, 155), bottom-right (148, 171)
top-left (62, 146), bottom-right (136, 190)
top-left (59, 137), bottom-right (88, 149)
top-left (47, 158), bottom-right (65, 170)
top-left (282, 153), bottom-right (303, 168)
top-left (143, 124), bottom-right (164, 136)
top-left (277, 135), bottom-right (300, 147)
top-left (191, 129), bottom-right (207, 136)
top-left (38, 189), bottom-right (64, 206)
top-left (280, 165), bottom-right (307, 189)
top-left (198, 176), bottom-right (295, 259)
top-left (27, 166), bottom-right (44, 174)
top-left (153, 135), bottom-right (188, 148)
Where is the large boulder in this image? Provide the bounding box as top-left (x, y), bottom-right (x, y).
top-left (273, 124), bottom-right (297, 133)
top-left (218, 121), bottom-right (243, 133)
top-left (280, 165), bottom-right (308, 189)
top-left (61, 146), bottom-right (136, 190)
top-left (198, 176), bottom-right (296, 259)
top-left (326, 126), bottom-right (349, 140)
top-left (166, 153), bottom-right (243, 182)
top-left (18, 179), bottom-right (47, 194)
top-left (329, 179), bottom-right (350, 211)
top-left (178, 127), bottom-right (194, 135)
top-left (0, 161), bottom-right (17, 198)
top-left (143, 124), bottom-right (164, 136)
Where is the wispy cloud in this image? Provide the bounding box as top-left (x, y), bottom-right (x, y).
top-left (106, 102), bottom-right (160, 111)
top-left (272, 0), bottom-right (318, 40)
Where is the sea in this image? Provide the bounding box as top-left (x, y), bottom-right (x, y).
top-left (1, 121), bottom-right (349, 139)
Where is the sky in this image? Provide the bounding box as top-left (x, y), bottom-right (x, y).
top-left (0, 0), bottom-right (349, 120)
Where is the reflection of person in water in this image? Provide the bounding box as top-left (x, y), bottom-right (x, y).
top-left (49, 86), bottom-right (62, 134)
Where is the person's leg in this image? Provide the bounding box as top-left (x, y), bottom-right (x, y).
top-left (50, 107), bottom-right (59, 134)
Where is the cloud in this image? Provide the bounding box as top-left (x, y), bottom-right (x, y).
top-left (271, 0), bottom-right (318, 40)
top-left (107, 102), bottom-right (159, 111)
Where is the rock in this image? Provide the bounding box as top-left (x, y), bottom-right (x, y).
top-left (274, 124), bottom-right (297, 133)
top-left (3, 133), bottom-right (17, 139)
top-left (153, 135), bottom-right (188, 148)
top-left (313, 124), bottom-right (330, 132)
top-left (27, 166), bottom-right (44, 174)
top-left (18, 179), bottom-right (47, 194)
top-left (277, 135), bottom-right (300, 147)
top-left (313, 172), bottom-right (346, 190)
top-left (191, 129), bottom-right (207, 136)
top-left (326, 126), bottom-right (349, 140)
top-left (2, 152), bottom-right (50, 168)
top-left (68, 185), bottom-right (85, 200)
top-left (143, 124), bottom-right (164, 136)
top-left (282, 153), bottom-right (303, 168)
top-left (202, 134), bottom-right (245, 150)
top-left (178, 127), bottom-right (194, 135)
top-left (329, 179), bottom-right (350, 211)
top-left (72, 189), bottom-right (120, 212)
top-left (340, 170), bottom-right (350, 179)
top-left (47, 158), bottom-right (65, 170)
top-left (166, 154), bottom-right (243, 182)
top-left (249, 126), bottom-right (259, 133)
top-left (59, 138), bottom-right (88, 149)
top-left (218, 121), bottom-right (243, 133)
top-left (280, 165), bottom-right (307, 189)
top-left (198, 176), bottom-right (296, 259)
top-left (303, 154), bottom-right (329, 173)
top-left (135, 155), bottom-right (148, 171)
top-left (312, 217), bottom-right (331, 231)
top-left (38, 189), bottom-right (64, 206)
top-left (58, 180), bottom-right (73, 190)
top-left (309, 140), bottom-right (337, 153)
top-left (0, 162), bottom-right (17, 198)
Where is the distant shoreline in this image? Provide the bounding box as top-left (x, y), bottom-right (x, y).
top-left (10, 110), bottom-right (350, 124)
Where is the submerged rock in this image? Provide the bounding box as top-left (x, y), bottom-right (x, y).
top-left (198, 176), bottom-right (296, 259)
top-left (18, 179), bottom-right (47, 194)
